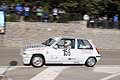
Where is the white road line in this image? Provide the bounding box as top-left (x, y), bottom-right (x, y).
top-left (100, 72), bottom-right (120, 80)
top-left (30, 66), bottom-right (69, 80)
top-left (95, 65), bottom-right (120, 67)
top-left (94, 65), bottom-right (120, 80)
top-left (0, 66), bottom-right (32, 68)
top-left (94, 65), bottom-right (120, 74)
top-left (0, 67), bottom-right (17, 80)
top-left (0, 66), bottom-right (34, 75)
top-left (0, 66), bottom-right (49, 68)
top-left (0, 67), bottom-right (16, 75)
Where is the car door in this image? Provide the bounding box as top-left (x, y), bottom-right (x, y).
top-left (46, 46), bottom-right (63, 63)
top-left (45, 38), bottom-right (66, 63)
top-left (55, 38), bottom-right (77, 63)
top-left (47, 38), bottom-right (77, 64)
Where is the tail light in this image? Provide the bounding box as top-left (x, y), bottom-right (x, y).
top-left (96, 48), bottom-right (100, 54)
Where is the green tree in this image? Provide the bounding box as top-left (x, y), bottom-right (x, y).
top-left (1, 0), bottom-right (120, 19)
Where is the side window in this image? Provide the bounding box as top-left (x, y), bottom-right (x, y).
top-left (56, 39), bottom-right (75, 49)
top-left (70, 39), bottom-right (75, 49)
top-left (77, 39), bottom-right (93, 49)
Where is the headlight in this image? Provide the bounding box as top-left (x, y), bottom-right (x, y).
top-left (23, 53), bottom-right (27, 55)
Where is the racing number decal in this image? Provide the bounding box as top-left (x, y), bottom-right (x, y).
top-left (63, 48), bottom-right (71, 56)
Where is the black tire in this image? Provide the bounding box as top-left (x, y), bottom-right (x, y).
top-left (85, 57), bottom-right (96, 67)
top-left (31, 55), bottom-right (44, 68)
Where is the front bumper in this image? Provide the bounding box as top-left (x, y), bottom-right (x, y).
top-left (22, 54), bottom-right (32, 64)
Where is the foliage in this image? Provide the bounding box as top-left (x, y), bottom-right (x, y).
top-left (43, 0), bottom-right (119, 16)
top-left (1, 0), bottom-right (120, 18)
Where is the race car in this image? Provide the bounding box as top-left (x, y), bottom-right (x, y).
top-left (21, 36), bottom-right (101, 68)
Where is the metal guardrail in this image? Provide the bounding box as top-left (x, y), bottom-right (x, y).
top-left (87, 20), bottom-right (120, 29)
top-left (6, 12), bottom-right (82, 22)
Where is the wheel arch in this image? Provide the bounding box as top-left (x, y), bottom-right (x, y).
top-left (85, 56), bottom-right (97, 67)
top-left (86, 56), bottom-right (97, 62)
top-left (30, 54), bottom-right (46, 64)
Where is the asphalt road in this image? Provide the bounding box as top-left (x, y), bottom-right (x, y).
top-left (0, 48), bottom-right (120, 66)
top-left (0, 48), bottom-right (120, 80)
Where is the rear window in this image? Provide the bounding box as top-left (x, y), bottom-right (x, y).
top-left (77, 39), bottom-right (93, 49)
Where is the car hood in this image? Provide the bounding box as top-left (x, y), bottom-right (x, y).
top-left (23, 44), bottom-right (46, 51)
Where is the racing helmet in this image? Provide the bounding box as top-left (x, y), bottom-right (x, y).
top-left (64, 40), bottom-right (71, 46)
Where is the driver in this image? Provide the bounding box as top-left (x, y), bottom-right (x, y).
top-left (64, 40), bottom-right (71, 48)
top-left (64, 40), bottom-right (71, 56)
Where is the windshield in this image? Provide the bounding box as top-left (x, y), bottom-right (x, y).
top-left (42, 38), bottom-right (56, 46)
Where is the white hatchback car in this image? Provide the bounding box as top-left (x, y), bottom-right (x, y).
top-left (21, 37), bottom-right (101, 68)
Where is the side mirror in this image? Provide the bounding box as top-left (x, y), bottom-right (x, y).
top-left (53, 45), bottom-right (58, 49)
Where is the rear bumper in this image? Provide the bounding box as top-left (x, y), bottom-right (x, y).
top-left (96, 56), bottom-right (101, 62)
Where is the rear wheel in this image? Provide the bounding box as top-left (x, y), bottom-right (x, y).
top-left (31, 55), bottom-right (44, 68)
top-left (85, 57), bottom-right (96, 67)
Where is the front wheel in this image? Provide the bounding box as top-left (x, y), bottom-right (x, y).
top-left (85, 57), bottom-right (96, 67)
top-left (31, 55), bottom-right (44, 68)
